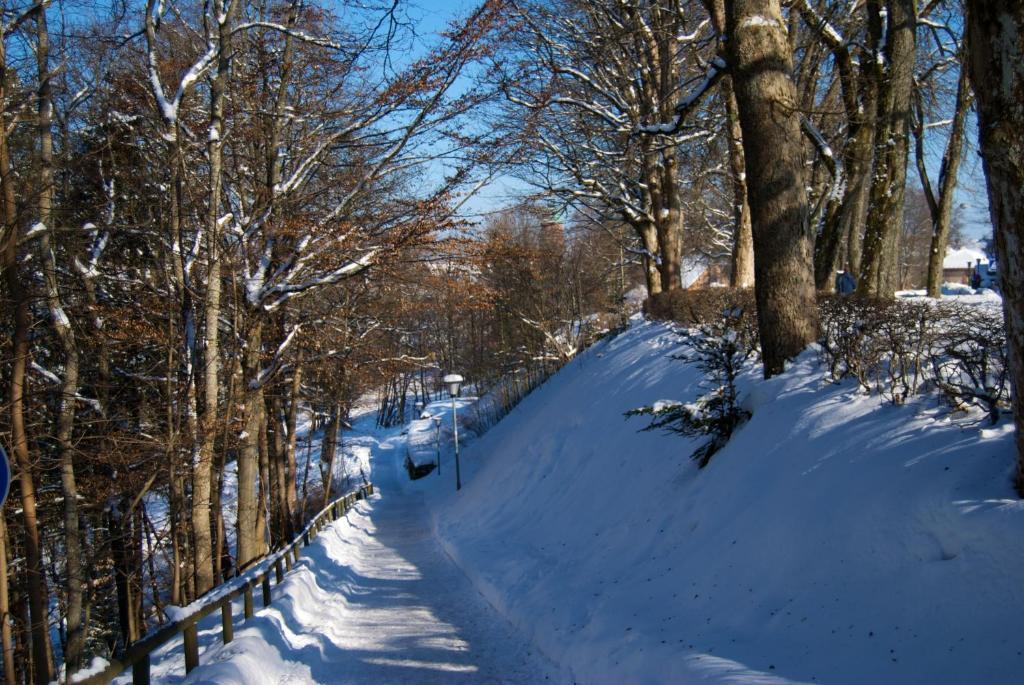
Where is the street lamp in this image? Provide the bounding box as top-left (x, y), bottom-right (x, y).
top-left (443, 373), bottom-right (463, 490)
top-left (432, 415), bottom-right (442, 475)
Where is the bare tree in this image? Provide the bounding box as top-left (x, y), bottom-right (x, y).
top-left (500, 0), bottom-right (718, 295)
top-left (703, 0), bottom-right (754, 287)
top-left (792, 0), bottom-right (881, 289)
top-left (914, 20), bottom-right (973, 298)
top-left (858, 0), bottom-right (917, 297)
top-left (725, 0), bottom-right (818, 376)
top-left (194, 0), bottom-right (241, 600)
top-left (0, 3), bottom-right (54, 678)
top-left (965, 0), bottom-right (1024, 495)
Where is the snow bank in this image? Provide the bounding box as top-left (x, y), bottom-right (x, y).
top-left (417, 317), bottom-right (1023, 684)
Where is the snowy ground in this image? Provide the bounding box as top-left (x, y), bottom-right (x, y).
top-left (417, 314), bottom-right (1024, 684)
top-left (135, 412), bottom-right (556, 684)
top-left (127, 301), bottom-right (1023, 684)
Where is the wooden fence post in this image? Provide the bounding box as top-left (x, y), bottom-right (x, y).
top-left (183, 623), bottom-right (199, 673)
top-left (133, 653), bottom-right (151, 685)
top-left (73, 483), bottom-right (373, 685)
top-left (221, 602), bottom-right (233, 644)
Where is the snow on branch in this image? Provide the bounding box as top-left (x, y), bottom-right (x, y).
top-left (800, 116), bottom-right (836, 176)
top-left (250, 324), bottom-right (302, 389)
top-left (261, 248), bottom-right (380, 312)
top-left (232, 21), bottom-right (341, 49)
top-left (793, 0), bottom-right (846, 50)
top-left (73, 224), bottom-right (109, 280)
top-left (637, 58), bottom-right (725, 135)
top-left (30, 362), bottom-right (61, 385)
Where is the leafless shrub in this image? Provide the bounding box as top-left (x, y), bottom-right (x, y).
top-left (652, 291), bottom-right (1010, 421)
top-left (817, 296), bottom-right (943, 403)
top-left (873, 300), bottom-right (944, 404)
top-left (931, 303), bottom-right (1010, 424)
top-left (817, 295), bottom-right (887, 392)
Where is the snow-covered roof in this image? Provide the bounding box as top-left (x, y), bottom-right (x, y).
top-left (681, 256), bottom-right (707, 289)
top-left (943, 246), bottom-right (988, 270)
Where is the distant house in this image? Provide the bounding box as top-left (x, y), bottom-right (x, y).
top-left (942, 246), bottom-right (996, 288)
top-left (682, 256), bottom-right (729, 289)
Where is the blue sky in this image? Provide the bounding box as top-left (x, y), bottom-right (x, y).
top-left (337, 1), bottom-right (995, 241)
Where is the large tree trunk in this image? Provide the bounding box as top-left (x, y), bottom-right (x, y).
top-left (645, 4), bottom-right (685, 292)
top-left (165, 121), bottom-right (197, 606)
top-left (706, 0), bottom-right (754, 289)
top-left (195, 1), bottom-right (239, 598)
top-left (858, 0), bottom-right (917, 298)
top-left (726, 0), bottom-right (818, 377)
top-left (921, 55), bottom-right (972, 298)
top-left (840, 104), bottom-right (876, 281)
top-left (0, 15), bottom-right (55, 682)
top-left (267, 388), bottom-right (288, 544)
top-left (237, 318), bottom-right (264, 569)
top-left (257, 401), bottom-right (271, 552)
top-left (1, 35), bottom-right (48, 685)
top-left (636, 221), bottom-right (663, 295)
top-left (965, 0), bottom-right (1024, 495)
top-left (35, 8), bottom-right (86, 673)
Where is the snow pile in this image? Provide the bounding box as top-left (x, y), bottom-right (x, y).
top-left (418, 315), bottom-right (1023, 684)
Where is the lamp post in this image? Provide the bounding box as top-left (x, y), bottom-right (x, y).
top-left (443, 373), bottom-right (463, 490)
top-left (432, 415), bottom-right (442, 475)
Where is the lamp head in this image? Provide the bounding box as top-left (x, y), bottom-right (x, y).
top-left (442, 373), bottom-right (464, 398)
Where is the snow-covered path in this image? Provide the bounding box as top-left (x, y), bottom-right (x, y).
top-left (179, 423), bottom-right (556, 685)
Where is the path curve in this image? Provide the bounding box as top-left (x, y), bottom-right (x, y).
top-left (177, 422), bottom-right (556, 685)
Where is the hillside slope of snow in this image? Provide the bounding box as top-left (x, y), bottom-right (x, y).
top-left (415, 317), bottom-right (1023, 685)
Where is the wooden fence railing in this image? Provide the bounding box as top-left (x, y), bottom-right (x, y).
top-left (78, 483), bottom-right (375, 685)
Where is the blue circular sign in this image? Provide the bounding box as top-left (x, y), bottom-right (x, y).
top-left (0, 445), bottom-right (10, 508)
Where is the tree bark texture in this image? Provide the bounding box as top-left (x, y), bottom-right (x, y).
top-left (320, 403), bottom-right (342, 509)
top-left (285, 360), bottom-right (302, 534)
top-left (637, 222), bottom-right (664, 295)
top-left (965, 0), bottom-right (1024, 495)
top-left (858, 0), bottom-right (917, 297)
top-left (0, 515), bottom-right (15, 685)
top-left (237, 319), bottom-right (264, 569)
top-left (195, 0), bottom-right (239, 599)
top-left (921, 56), bottom-right (972, 298)
top-left (726, 0), bottom-right (818, 377)
top-left (0, 33), bottom-right (43, 685)
top-left (706, 0), bottom-right (755, 288)
top-left (36, 7), bottom-right (86, 673)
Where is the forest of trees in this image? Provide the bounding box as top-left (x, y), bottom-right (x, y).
top-left (0, 0), bottom-right (1022, 682)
